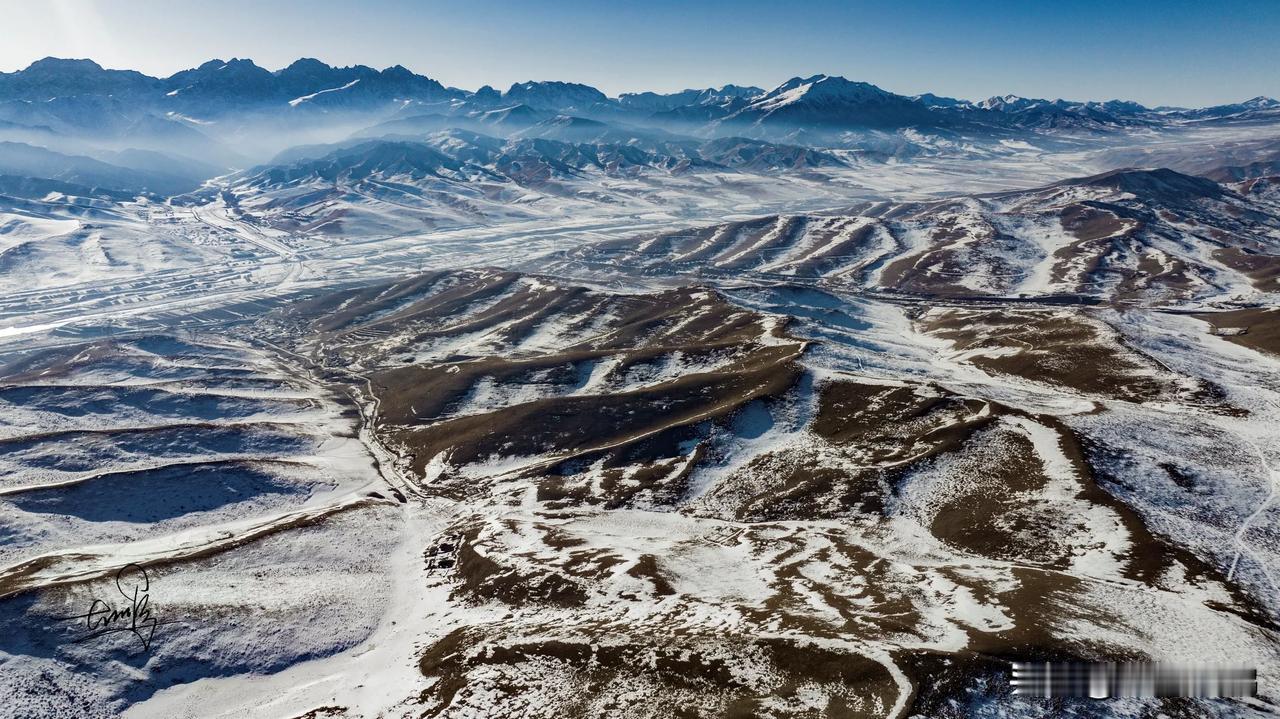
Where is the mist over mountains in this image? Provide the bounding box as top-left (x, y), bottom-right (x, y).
top-left (2, 54), bottom-right (1279, 293)
top-left (0, 55), bottom-right (1277, 198)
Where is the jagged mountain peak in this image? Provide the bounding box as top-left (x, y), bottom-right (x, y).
top-left (167, 57), bottom-right (272, 81)
top-left (1243, 96), bottom-right (1280, 109)
top-left (189, 59), bottom-right (227, 72)
top-left (618, 85), bottom-right (763, 112)
top-left (504, 80), bottom-right (609, 110)
top-left (380, 64), bottom-right (417, 79)
top-left (755, 74), bottom-right (895, 107)
top-left (209, 58), bottom-right (272, 76)
top-left (729, 74), bottom-right (937, 130)
top-left (1096, 99), bottom-right (1148, 111)
top-left (23, 57), bottom-right (107, 73)
top-left (470, 85), bottom-right (501, 101)
top-left (278, 57), bottom-right (334, 74)
top-left (0, 56), bottom-right (158, 100)
top-left (9, 56), bottom-right (155, 86)
top-left (912, 92), bottom-right (970, 108)
top-left (977, 94), bottom-right (1041, 111)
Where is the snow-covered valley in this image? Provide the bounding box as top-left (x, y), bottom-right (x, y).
top-left (2, 54), bottom-right (1280, 718)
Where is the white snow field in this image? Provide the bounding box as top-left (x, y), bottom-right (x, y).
top-left (1, 101), bottom-right (1280, 719)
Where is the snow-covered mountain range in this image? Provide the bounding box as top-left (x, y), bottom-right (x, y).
top-left (1, 57), bottom-right (1277, 175)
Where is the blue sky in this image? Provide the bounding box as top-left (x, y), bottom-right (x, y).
top-left (2, 0), bottom-right (1277, 106)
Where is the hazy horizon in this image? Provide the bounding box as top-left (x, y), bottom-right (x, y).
top-left (3, 0), bottom-right (1278, 107)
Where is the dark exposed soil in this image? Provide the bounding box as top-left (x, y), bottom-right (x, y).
top-left (919, 308), bottom-right (1180, 401)
top-left (1213, 248), bottom-right (1280, 291)
top-left (309, 272), bottom-right (813, 508)
top-left (1193, 307), bottom-right (1280, 356)
top-left (418, 629), bottom-right (897, 718)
